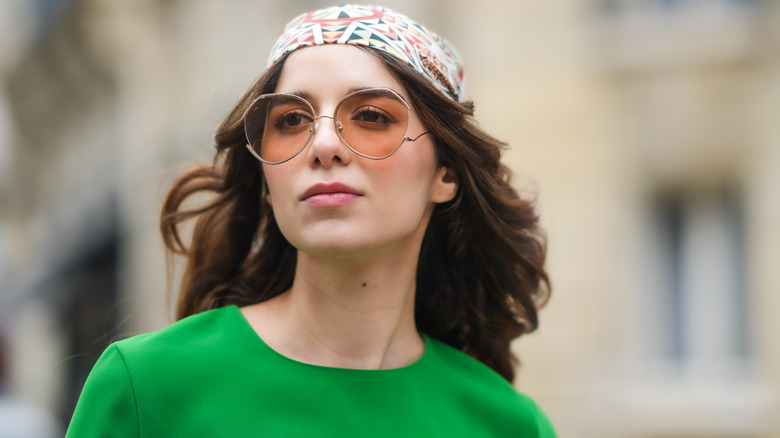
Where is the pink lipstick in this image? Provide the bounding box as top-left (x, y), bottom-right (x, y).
top-left (301, 182), bottom-right (362, 207)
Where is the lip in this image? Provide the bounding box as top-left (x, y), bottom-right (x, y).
top-left (301, 182), bottom-right (363, 207)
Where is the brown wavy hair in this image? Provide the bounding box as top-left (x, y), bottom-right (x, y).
top-left (160, 47), bottom-right (550, 382)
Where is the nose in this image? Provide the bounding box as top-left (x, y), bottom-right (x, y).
top-left (306, 115), bottom-right (352, 167)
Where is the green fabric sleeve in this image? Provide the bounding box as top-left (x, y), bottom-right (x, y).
top-left (532, 398), bottom-right (557, 437)
top-left (65, 344), bottom-right (140, 437)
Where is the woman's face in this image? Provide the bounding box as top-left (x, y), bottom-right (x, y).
top-left (262, 45), bottom-right (457, 261)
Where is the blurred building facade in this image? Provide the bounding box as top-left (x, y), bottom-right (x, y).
top-left (0, 0), bottom-right (778, 436)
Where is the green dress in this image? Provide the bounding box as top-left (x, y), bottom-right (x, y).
top-left (66, 305), bottom-right (556, 437)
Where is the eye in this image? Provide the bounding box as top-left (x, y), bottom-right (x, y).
top-left (274, 109), bottom-right (313, 132)
top-left (352, 106), bottom-right (396, 127)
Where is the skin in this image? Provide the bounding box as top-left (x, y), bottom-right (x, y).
top-left (241, 45), bottom-right (457, 370)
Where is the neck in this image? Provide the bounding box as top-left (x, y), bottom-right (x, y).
top-left (243, 248), bottom-right (425, 370)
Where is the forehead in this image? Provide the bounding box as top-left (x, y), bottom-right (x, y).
top-left (275, 45), bottom-right (406, 99)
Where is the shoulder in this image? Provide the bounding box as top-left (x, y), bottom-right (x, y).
top-left (422, 336), bottom-right (515, 394)
top-left (86, 306), bottom-right (251, 415)
top-left (110, 306), bottom-right (246, 375)
top-left (423, 336), bottom-right (557, 437)
top-left (116, 305), bottom-right (240, 350)
top-left (67, 306), bottom-right (249, 436)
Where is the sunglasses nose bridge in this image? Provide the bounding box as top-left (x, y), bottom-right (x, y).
top-left (313, 114), bottom-right (341, 132)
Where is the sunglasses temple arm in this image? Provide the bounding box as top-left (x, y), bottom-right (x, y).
top-left (406, 130), bottom-right (433, 142)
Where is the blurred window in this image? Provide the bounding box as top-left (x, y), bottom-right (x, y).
top-left (650, 185), bottom-right (749, 367)
top-left (32, 0), bottom-right (77, 39)
top-left (597, 0), bottom-right (757, 13)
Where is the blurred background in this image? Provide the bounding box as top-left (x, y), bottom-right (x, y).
top-left (0, 0), bottom-right (778, 436)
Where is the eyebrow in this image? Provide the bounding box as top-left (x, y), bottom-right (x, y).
top-left (346, 85), bottom-right (406, 98)
top-left (346, 85), bottom-right (383, 95)
top-left (286, 90), bottom-right (314, 102)
top-left (284, 86), bottom-right (406, 103)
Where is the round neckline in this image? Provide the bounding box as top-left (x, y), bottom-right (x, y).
top-left (226, 304), bottom-right (432, 373)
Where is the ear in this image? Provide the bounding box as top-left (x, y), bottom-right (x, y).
top-left (431, 166), bottom-right (458, 204)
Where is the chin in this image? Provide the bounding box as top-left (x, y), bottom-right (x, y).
top-left (295, 236), bottom-right (378, 258)
top-left (280, 217), bottom-right (430, 262)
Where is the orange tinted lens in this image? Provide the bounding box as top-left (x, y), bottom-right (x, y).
top-left (335, 90), bottom-right (409, 158)
top-left (245, 95), bottom-right (314, 163)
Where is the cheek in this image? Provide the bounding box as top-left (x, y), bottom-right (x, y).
top-left (263, 163), bottom-right (294, 196)
top-left (373, 151), bottom-right (439, 207)
top-left (394, 141), bottom-right (439, 188)
top-left (262, 166), bottom-right (294, 218)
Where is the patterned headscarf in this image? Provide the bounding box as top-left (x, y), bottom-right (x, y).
top-left (268, 4), bottom-right (465, 102)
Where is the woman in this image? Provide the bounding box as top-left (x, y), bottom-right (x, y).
top-left (67, 5), bottom-right (554, 436)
